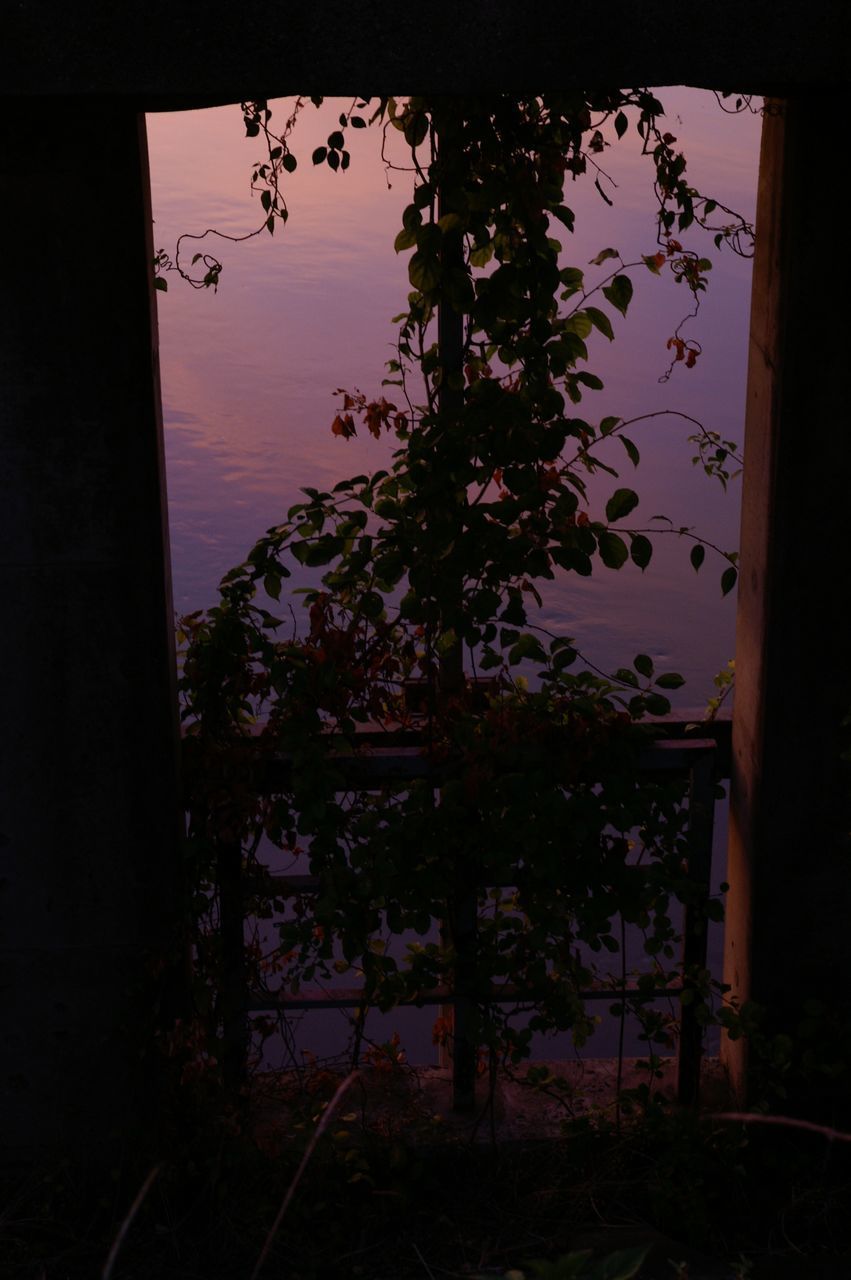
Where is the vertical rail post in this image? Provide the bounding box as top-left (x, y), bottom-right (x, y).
top-left (435, 103), bottom-right (466, 703)
top-left (449, 878), bottom-right (479, 1112)
top-left (434, 103), bottom-right (478, 1112)
top-left (218, 839), bottom-right (248, 1090)
top-left (677, 746), bottom-right (715, 1106)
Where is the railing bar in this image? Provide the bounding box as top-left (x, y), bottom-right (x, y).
top-left (209, 720), bottom-right (728, 1090)
top-left (246, 984), bottom-right (690, 1012)
top-left (246, 874), bottom-right (320, 894)
top-left (234, 729), bottom-right (731, 798)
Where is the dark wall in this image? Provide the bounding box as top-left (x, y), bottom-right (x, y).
top-left (0, 101), bottom-right (184, 1157)
top-left (3, 1), bottom-right (847, 104)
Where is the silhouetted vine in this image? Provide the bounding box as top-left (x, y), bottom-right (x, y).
top-left (172, 93), bottom-right (756, 1088)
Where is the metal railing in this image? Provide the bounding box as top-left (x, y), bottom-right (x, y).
top-left (209, 714), bottom-right (731, 1110)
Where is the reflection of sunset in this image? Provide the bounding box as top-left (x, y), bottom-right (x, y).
top-left (147, 93), bottom-right (760, 696)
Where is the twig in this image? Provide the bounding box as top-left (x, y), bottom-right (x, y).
top-left (615, 913), bottom-right (627, 1133)
top-left (413, 1240), bottom-right (439, 1279)
top-left (711, 1112), bottom-right (851, 1143)
top-left (251, 1070), bottom-right (360, 1280)
top-left (102, 1164), bottom-right (162, 1280)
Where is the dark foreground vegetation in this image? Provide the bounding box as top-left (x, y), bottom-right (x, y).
top-left (5, 1065), bottom-right (851, 1280)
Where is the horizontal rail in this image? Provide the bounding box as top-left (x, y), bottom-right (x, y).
top-left (209, 723), bottom-right (724, 1110)
top-left (247, 982), bottom-right (690, 1012)
top-left (185, 717), bottom-right (730, 794)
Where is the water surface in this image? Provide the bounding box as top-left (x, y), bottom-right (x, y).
top-left (147, 93), bottom-right (761, 1066)
top-left (148, 91), bottom-right (760, 701)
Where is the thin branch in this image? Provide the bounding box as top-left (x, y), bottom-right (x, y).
top-left (711, 1112), bottom-right (851, 1143)
top-left (251, 1070), bottom-right (360, 1280)
top-left (102, 1164), bottom-right (162, 1280)
top-left (623, 525), bottom-right (737, 564)
top-left (413, 1241), bottom-right (439, 1279)
top-left (562, 408), bottom-right (743, 473)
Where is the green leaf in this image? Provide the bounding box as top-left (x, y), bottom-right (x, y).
top-left (437, 211), bottom-right (463, 234)
top-left (479, 647), bottom-right (502, 671)
top-left (614, 668), bottom-right (639, 688)
top-left (655, 672), bottom-right (685, 689)
top-left (585, 306), bottom-right (614, 341)
top-left (290, 537), bottom-right (342, 567)
top-left (551, 546), bottom-right (593, 576)
top-left (721, 566), bottom-right (738, 596)
top-left (500, 594), bottom-right (527, 625)
top-left (590, 247), bottom-right (620, 266)
top-left (408, 252), bottom-right (441, 293)
top-left (527, 1253), bottom-right (592, 1279)
top-left (412, 180), bottom-right (433, 209)
top-left (394, 227), bottom-right (417, 253)
top-left (605, 488), bottom-right (639, 522)
top-left (564, 311), bottom-right (593, 339)
top-left (263, 572), bottom-right (281, 601)
top-left (600, 416), bottom-right (620, 435)
top-left (644, 692), bottom-right (671, 716)
top-left (690, 544), bottom-right (705, 572)
top-left (629, 534), bottom-right (652, 570)
top-left (559, 266), bottom-right (584, 293)
top-left (598, 531), bottom-right (628, 570)
top-left (470, 241), bottom-right (494, 268)
top-left (602, 274), bottom-right (633, 317)
top-left (619, 436), bottom-right (640, 467)
top-left (634, 653), bottom-right (654, 678)
top-left (403, 111), bottom-right (429, 148)
top-left (593, 1245), bottom-right (650, 1280)
top-left (417, 223), bottom-right (443, 254)
top-left (508, 634), bottom-right (547, 664)
top-left (553, 646), bottom-right (578, 671)
top-left (402, 202), bottom-right (423, 232)
top-left (597, 182), bottom-right (615, 212)
top-left (552, 205), bottom-right (575, 232)
top-left (360, 591), bottom-right (384, 619)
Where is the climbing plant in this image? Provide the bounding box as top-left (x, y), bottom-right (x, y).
top-left (174, 93), bottom-right (754, 1081)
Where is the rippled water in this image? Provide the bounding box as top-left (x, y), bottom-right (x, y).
top-left (148, 91), bottom-right (760, 702)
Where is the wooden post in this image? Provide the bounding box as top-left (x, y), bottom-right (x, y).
top-left (723, 96), bottom-right (851, 1118)
top-left (677, 747), bottom-right (715, 1107)
top-left (217, 840), bottom-right (249, 1090)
